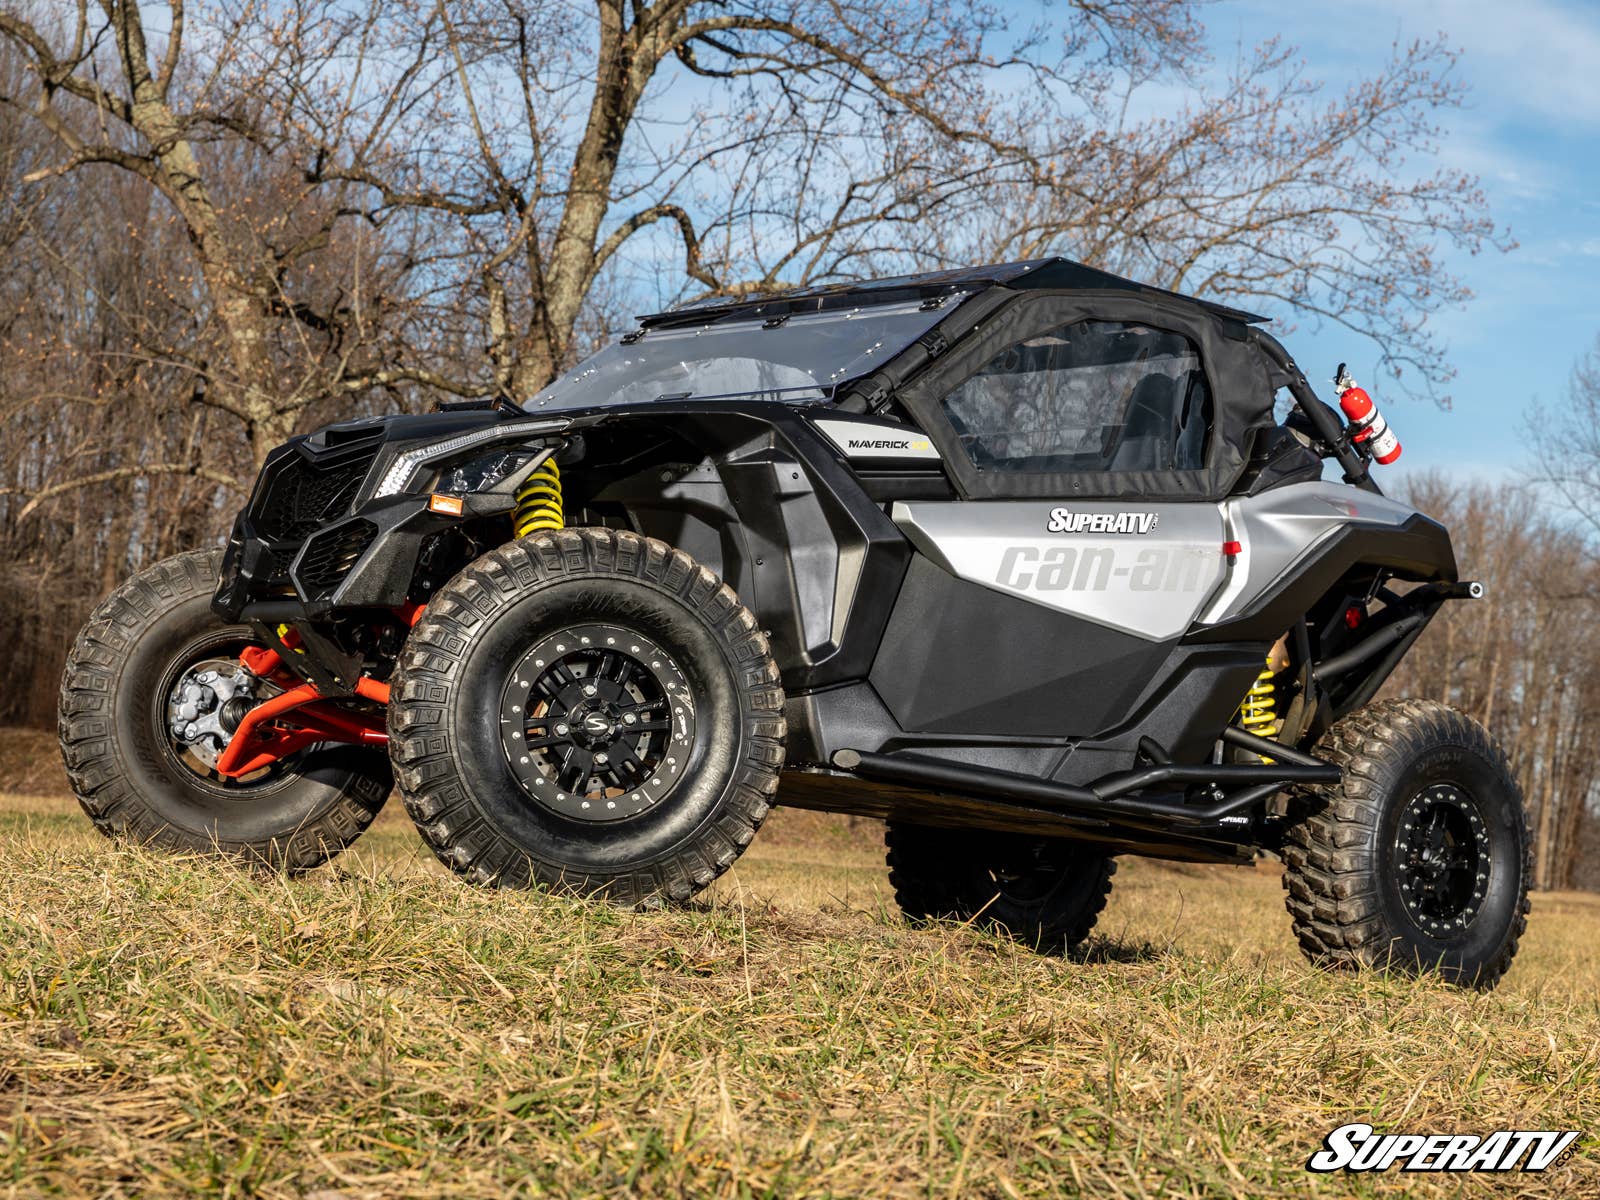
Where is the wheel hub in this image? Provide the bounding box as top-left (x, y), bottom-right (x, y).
top-left (1393, 784), bottom-right (1492, 935)
top-left (498, 623), bottom-right (696, 822)
top-left (166, 659), bottom-right (260, 770)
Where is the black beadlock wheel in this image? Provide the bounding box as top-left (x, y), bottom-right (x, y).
top-left (388, 528), bottom-right (785, 906)
top-left (885, 822), bottom-right (1116, 954)
top-left (57, 549), bottom-right (392, 870)
top-left (497, 623), bottom-right (696, 823)
top-left (1282, 698), bottom-right (1531, 989)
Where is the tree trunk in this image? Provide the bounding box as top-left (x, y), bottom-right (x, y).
top-left (112, 2), bottom-right (286, 469)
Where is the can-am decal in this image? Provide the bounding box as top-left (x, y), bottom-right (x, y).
top-left (1048, 508), bottom-right (1159, 535)
top-left (814, 419), bottom-right (942, 461)
top-left (997, 544), bottom-right (1211, 593)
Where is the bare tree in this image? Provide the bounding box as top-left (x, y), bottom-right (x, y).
top-left (0, 0), bottom-right (476, 470)
top-left (1528, 335), bottom-right (1600, 544)
top-left (947, 38), bottom-right (1510, 399)
top-left (1389, 474), bottom-right (1600, 891)
top-left (331, 3), bottom-right (1505, 401)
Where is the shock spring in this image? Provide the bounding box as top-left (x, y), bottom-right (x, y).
top-left (513, 459), bottom-right (564, 537)
top-left (1236, 661), bottom-right (1279, 762)
top-left (1237, 666), bottom-right (1278, 737)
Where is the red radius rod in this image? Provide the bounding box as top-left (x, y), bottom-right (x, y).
top-left (212, 604), bottom-right (424, 779)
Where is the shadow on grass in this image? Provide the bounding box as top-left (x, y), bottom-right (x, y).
top-left (1070, 935), bottom-right (1169, 965)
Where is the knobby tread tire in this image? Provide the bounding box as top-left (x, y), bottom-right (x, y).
top-left (58, 549), bottom-right (390, 870)
top-left (885, 822), bottom-right (1116, 954)
top-left (388, 527), bottom-right (785, 906)
top-left (1282, 698), bottom-right (1531, 988)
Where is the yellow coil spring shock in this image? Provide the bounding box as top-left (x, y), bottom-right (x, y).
top-left (1237, 665), bottom-right (1278, 736)
top-left (513, 459), bottom-right (564, 537)
top-left (1236, 661), bottom-right (1279, 762)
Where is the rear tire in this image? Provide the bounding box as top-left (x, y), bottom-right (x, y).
top-left (57, 549), bottom-right (392, 870)
top-left (388, 528), bottom-right (785, 906)
top-left (885, 822), bottom-right (1116, 953)
top-left (1282, 698), bottom-right (1531, 988)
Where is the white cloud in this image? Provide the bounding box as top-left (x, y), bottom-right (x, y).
top-left (1225, 0), bottom-right (1600, 127)
top-left (1411, 0), bottom-right (1600, 127)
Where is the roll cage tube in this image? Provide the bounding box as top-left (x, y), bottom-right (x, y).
top-left (1252, 331), bottom-right (1381, 495)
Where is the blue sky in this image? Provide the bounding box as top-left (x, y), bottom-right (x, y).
top-left (1191, 0), bottom-right (1600, 486)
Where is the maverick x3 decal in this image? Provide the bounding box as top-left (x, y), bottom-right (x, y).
top-left (814, 419), bottom-right (943, 461)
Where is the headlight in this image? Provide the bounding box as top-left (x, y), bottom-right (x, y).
top-left (371, 418), bottom-right (567, 498)
top-left (439, 450), bottom-right (539, 494)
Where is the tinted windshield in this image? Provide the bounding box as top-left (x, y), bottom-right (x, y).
top-left (524, 295), bottom-right (967, 412)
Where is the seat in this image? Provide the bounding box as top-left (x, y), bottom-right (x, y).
top-left (1109, 374), bottom-right (1177, 471)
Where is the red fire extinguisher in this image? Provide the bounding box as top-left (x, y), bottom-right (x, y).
top-left (1333, 362), bottom-right (1401, 465)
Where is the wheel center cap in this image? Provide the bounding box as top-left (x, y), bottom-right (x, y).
top-left (581, 712), bottom-right (613, 739)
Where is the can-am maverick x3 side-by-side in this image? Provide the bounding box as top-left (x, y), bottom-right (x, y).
top-left (60, 258), bottom-right (1531, 986)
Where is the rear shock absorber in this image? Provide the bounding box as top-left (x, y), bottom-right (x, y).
top-left (1237, 667), bottom-right (1278, 738)
top-left (1235, 652), bottom-right (1284, 763)
top-left (513, 459), bottom-right (564, 537)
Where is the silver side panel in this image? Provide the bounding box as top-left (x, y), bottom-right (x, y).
top-left (1198, 482), bottom-right (1424, 623)
top-left (893, 500), bottom-right (1227, 641)
top-left (894, 482), bottom-right (1428, 642)
top-left (814, 418), bottom-right (942, 461)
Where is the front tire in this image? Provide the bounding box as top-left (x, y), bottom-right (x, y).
top-left (388, 528), bottom-right (785, 906)
top-left (1282, 698), bottom-right (1531, 988)
top-left (885, 822), bottom-right (1116, 953)
top-left (58, 550), bottom-right (392, 870)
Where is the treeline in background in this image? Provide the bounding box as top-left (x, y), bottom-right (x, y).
top-left (0, 2), bottom-right (1596, 888)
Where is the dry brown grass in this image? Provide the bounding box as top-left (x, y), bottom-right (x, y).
top-left (0, 789), bottom-right (1596, 1198)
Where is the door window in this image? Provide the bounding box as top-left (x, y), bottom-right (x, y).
top-left (940, 320), bottom-right (1211, 473)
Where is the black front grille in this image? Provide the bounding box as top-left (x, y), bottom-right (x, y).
top-left (252, 447), bottom-right (378, 542)
top-left (297, 519), bottom-right (378, 597)
top-left (261, 546), bottom-right (299, 579)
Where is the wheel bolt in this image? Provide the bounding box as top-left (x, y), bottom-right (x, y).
top-left (583, 684), bottom-right (597, 696)
top-left (595, 752), bottom-right (609, 765)
top-left (622, 713), bottom-right (637, 725)
top-left (555, 723), bottom-right (569, 736)
top-left (184, 724), bottom-right (198, 739)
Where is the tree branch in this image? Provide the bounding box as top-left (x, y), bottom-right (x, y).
top-left (10, 463), bottom-right (240, 522)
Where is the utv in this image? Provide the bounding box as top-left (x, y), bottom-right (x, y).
top-left (59, 258), bottom-right (1530, 986)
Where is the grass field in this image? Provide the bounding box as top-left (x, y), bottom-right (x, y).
top-left (1, 768), bottom-right (1596, 1197)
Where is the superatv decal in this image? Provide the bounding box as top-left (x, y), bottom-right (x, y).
top-left (1306, 1124), bottom-right (1580, 1174)
top-left (1047, 508), bottom-right (1159, 535)
top-left (814, 419), bottom-right (942, 461)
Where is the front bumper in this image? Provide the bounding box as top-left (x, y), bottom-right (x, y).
top-left (210, 426), bottom-right (467, 622)
top-left (213, 493), bottom-right (462, 621)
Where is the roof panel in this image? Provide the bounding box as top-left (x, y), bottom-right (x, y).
top-left (639, 257), bottom-right (1269, 329)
